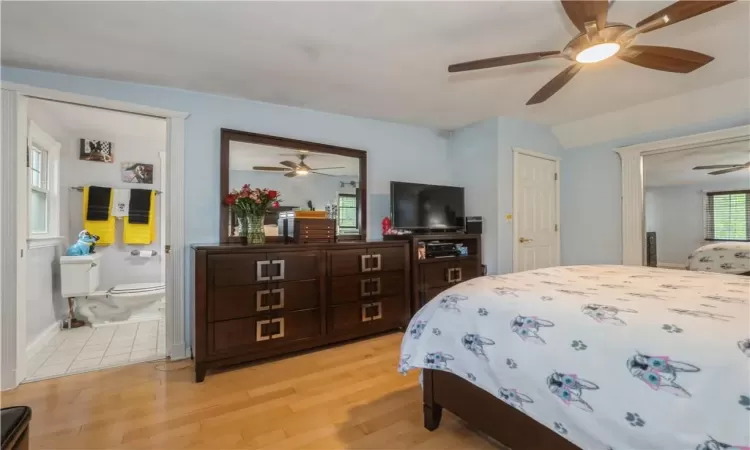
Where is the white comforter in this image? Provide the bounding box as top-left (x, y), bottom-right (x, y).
top-left (687, 242), bottom-right (750, 274)
top-left (399, 265), bottom-right (750, 450)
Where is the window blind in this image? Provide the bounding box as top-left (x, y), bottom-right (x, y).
top-left (704, 190), bottom-right (750, 242)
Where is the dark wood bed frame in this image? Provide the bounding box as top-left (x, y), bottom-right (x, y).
top-left (423, 369), bottom-right (580, 450)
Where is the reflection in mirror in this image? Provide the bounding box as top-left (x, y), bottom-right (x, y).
top-left (228, 140), bottom-right (361, 239)
top-left (642, 140), bottom-right (750, 270)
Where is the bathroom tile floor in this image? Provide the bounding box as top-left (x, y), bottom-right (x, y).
top-left (24, 319), bottom-right (166, 383)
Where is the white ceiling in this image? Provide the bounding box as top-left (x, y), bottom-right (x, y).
top-left (3, 1), bottom-right (749, 130)
top-left (230, 141), bottom-right (360, 177)
top-left (27, 98), bottom-right (166, 143)
top-left (644, 140), bottom-right (750, 187)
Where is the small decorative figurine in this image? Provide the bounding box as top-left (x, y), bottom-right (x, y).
top-left (381, 216), bottom-right (392, 236)
top-left (66, 230), bottom-right (100, 256)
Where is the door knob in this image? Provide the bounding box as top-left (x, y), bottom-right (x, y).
top-left (519, 237), bottom-right (533, 243)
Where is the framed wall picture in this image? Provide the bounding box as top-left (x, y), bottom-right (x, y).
top-left (121, 162), bottom-right (154, 184)
top-left (79, 139), bottom-right (114, 163)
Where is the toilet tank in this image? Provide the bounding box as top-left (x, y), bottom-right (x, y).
top-left (60, 253), bottom-right (102, 297)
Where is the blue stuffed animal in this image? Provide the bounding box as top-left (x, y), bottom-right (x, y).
top-left (66, 230), bottom-right (100, 256)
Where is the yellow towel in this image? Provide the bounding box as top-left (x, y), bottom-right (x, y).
top-left (82, 186), bottom-right (115, 245)
top-left (123, 190), bottom-right (156, 245)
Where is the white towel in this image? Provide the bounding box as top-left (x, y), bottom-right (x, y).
top-left (111, 189), bottom-right (130, 217)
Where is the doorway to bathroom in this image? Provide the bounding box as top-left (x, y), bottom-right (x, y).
top-left (1, 85), bottom-right (187, 389)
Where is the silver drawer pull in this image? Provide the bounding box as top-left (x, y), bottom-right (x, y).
top-left (370, 277), bottom-right (381, 296)
top-left (371, 254), bottom-right (382, 271)
top-left (256, 319), bottom-right (271, 341)
top-left (370, 301), bottom-right (383, 320)
top-left (271, 288), bottom-right (285, 310)
top-left (257, 260), bottom-right (271, 281)
top-left (271, 318), bottom-right (285, 339)
top-left (271, 260), bottom-right (285, 280)
top-left (361, 254), bottom-right (371, 272)
top-left (454, 268), bottom-right (462, 282)
top-left (361, 303), bottom-right (372, 322)
top-left (360, 278), bottom-right (371, 297)
top-left (446, 268), bottom-right (454, 283)
top-left (256, 289), bottom-right (271, 311)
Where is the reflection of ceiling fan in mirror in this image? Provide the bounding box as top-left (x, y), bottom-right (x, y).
top-left (253, 154), bottom-right (344, 178)
top-left (448, 0), bottom-right (736, 105)
top-left (693, 161), bottom-right (750, 175)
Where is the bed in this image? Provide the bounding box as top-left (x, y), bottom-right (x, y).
top-left (687, 242), bottom-right (750, 275)
top-left (399, 265), bottom-right (750, 450)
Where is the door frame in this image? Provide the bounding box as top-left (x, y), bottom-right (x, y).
top-left (1, 82), bottom-right (189, 390)
top-left (616, 124), bottom-right (750, 266)
top-left (511, 148), bottom-right (561, 273)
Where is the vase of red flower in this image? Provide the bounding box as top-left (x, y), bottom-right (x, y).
top-left (224, 185), bottom-right (281, 245)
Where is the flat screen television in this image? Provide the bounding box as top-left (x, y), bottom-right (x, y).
top-left (390, 181), bottom-right (464, 230)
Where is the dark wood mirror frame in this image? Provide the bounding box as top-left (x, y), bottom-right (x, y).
top-left (220, 128), bottom-right (368, 244)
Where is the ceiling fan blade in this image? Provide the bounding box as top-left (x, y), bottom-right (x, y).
top-left (284, 171), bottom-right (297, 178)
top-left (448, 51), bottom-right (561, 73)
top-left (693, 164), bottom-right (742, 170)
top-left (309, 166), bottom-right (345, 171)
top-left (708, 166), bottom-right (746, 175)
top-left (561, 0), bottom-right (609, 33)
top-left (252, 166), bottom-right (289, 171)
top-left (618, 45), bottom-right (713, 73)
top-left (526, 64), bottom-right (583, 105)
top-left (280, 160), bottom-right (299, 169)
top-left (636, 1), bottom-right (736, 33)
top-left (311, 171), bottom-right (336, 177)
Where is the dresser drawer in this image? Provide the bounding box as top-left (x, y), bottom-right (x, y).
top-left (211, 279), bottom-right (320, 321)
top-left (327, 296), bottom-right (406, 334)
top-left (368, 246), bottom-right (406, 273)
top-left (209, 309), bottom-right (320, 356)
top-left (266, 251), bottom-right (320, 282)
top-left (328, 248), bottom-right (369, 276)
top-left (455, 258), bottom-right (479, 282)
top-left (210, 254), bottom-right (269, 286)
top-left (420, 261), bottom-right (453, 289)
top-left (329, 272), bottom-right (405, 305)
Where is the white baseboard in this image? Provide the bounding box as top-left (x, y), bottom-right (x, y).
top-left (26, 321), bottom-right (60, 359)
top-left (657, 262), bottom-right (686, 270)
top-left (168, 343), bottom-right (189, 360)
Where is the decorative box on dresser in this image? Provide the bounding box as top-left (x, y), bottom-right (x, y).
top-left (192, 241), bottom-right (409, 382)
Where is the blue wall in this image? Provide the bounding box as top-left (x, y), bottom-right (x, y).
top-left (560, 113), bottom-right (750, 265)
top-left (2, 67), bottom-right (454, 348)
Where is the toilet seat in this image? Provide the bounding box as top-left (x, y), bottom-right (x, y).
top-left (108, 282), bottom-right (165, 297)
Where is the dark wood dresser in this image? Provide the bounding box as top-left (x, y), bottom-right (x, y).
top-left (192, 241), bottom-right (409, 382)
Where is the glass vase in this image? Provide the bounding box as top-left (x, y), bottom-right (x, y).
top-left (248, 214), bottom-right (266, 244)
top-left (237, 214), bottom-right (250, 245)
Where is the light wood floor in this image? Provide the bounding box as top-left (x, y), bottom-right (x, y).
top-left (2, 332), bottom-right (500, 449)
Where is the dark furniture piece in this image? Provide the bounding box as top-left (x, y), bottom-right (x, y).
top-left (220, 128), bottom-right (367, 244)
top-left (646, 231), bottom-right (657, 267)
top-left (1, 407), bottom-right (31, 450)
top-left (284, 218), bottom-right (336, 244)
top-left (192, 241), bottom-right (409, 382)
top-left (385, 233), bottom-right (482, 316)
top-left (424, 369), bottom-right (578, 450)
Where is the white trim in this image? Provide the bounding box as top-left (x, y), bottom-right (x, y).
top-left (617, 125), bottom-right (750, 266)
top-left (27, 236), bottom-right (64, 249)
top-left (27, 120), bottom-right (62, 240)
top-left (0, 82), bottom-right (189, 119)
top-left (511, 148), bottom-right (561, 272)
top-left (657, 262), bottom-right (686, 270)
top-left (26, 321), bottom-right (60, 360)
top-left (2, 83), bottom-right (189, 390)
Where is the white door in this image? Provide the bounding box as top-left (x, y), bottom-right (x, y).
top-left (513, 150), bottom-right (559, 272)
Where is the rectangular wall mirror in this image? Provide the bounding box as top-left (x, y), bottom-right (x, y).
top-left (220, 129), bottom-right (367, 243)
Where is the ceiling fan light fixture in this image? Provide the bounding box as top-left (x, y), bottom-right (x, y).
top-left (296, 168), bottom-right (310, 175)
top-left (575, 42), bottom-right (621, 63)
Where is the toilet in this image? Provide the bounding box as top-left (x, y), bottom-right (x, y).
top-left (60, 253), bottom-right (165, 325)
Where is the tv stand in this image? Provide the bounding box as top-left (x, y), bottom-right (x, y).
top-left (384, 233), bottom-right (483, 316)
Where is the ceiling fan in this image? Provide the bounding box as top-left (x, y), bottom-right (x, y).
top-left (693, 161), bottom-right (750, 175)
top-left (448, 0), bottom-right (736, 105)
top-left (253, 154), bottom-right (344, 178)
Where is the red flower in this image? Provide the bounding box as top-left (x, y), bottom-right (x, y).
top-left (224, 194), bottom-right (237, 205)
top-left (272, 201), bottom-right (280, 208)
top-left (268, 190), bottom-right (278, 199)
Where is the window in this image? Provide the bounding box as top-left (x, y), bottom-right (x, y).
top-left (704, 190), bottom-right (750, 242)
top-left (337, 193), bottom-right (358, 230)
top-left (27, 121), bottom-right (61, 242)
top-left (29, 145), bottom-right (49, 234)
